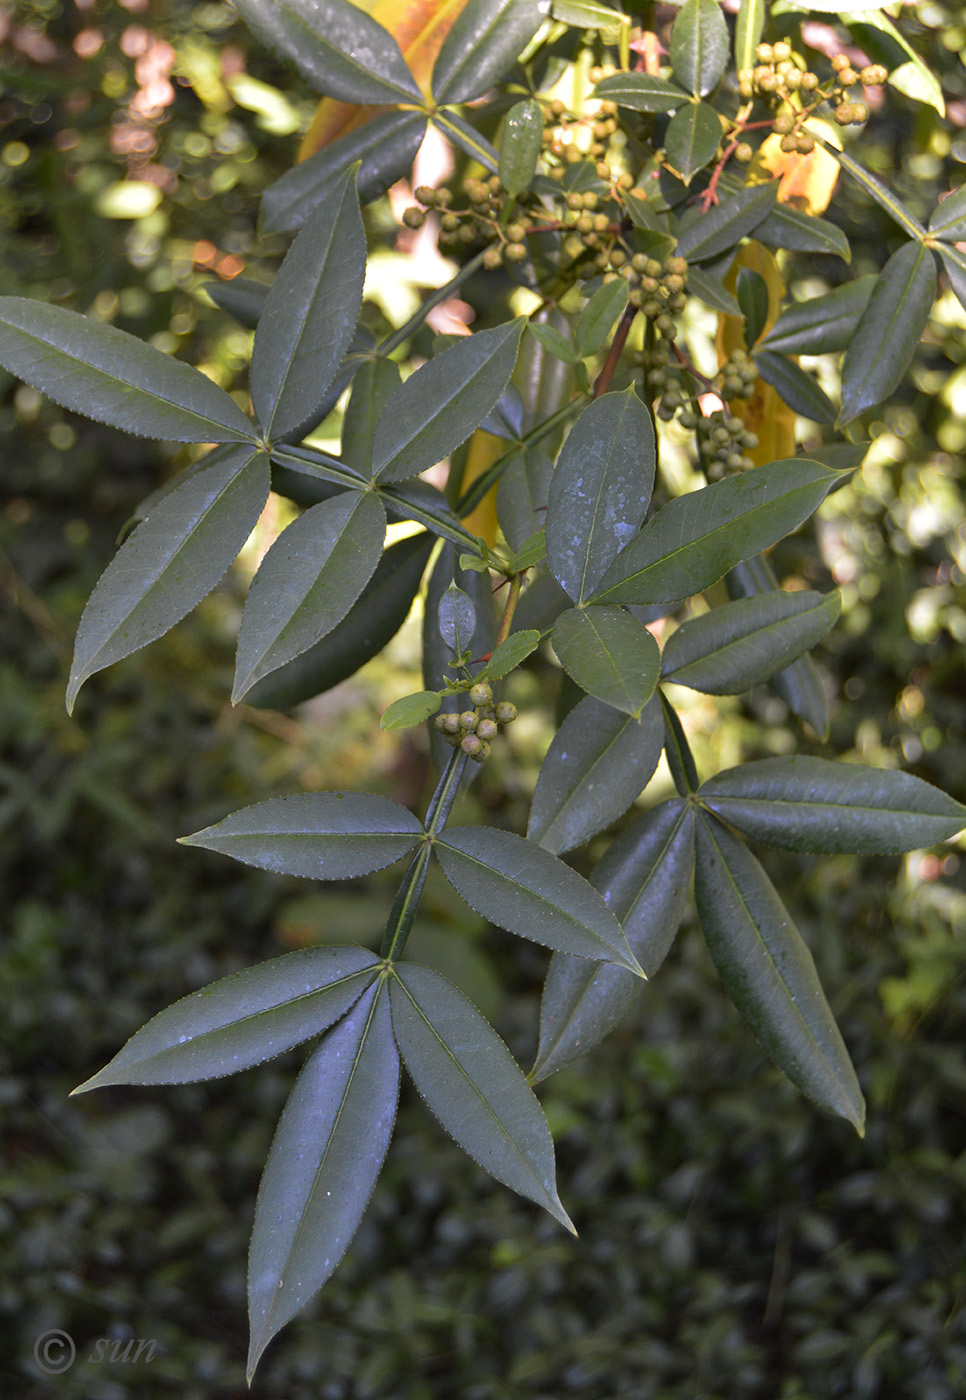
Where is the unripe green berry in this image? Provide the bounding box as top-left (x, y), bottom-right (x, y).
top-left (494, 701), bottom-right (518, 724)
top-left (482, 245), bottom-right (503, 269)
top-left (459, 710), bottom-right (479, 732)
top-left (441, 212), bottom-right (460, 232)
top-left (644, 258), bottom-right (664, 277)
top-left (756, 43), bottom-right (774, 63)
top-left (469, 682), bottom-right (492, 707)
top-left (779, 134), bottom-right (798, 153)
top-left (458, 224), bottom-right (476, 243)
top-left (839, 67), bottom-right (859, 87)
top-left (735, 142), bottom-right (754, 163)
top-left (772, 41), bottom-right (792, 62)
top-left (477, 718), bottom-right (498, 741)
top-left (506, 221), bottom-right (527, 242)
top-left (831, 53), bottom-right (850, 72)
top-left (851, 101), bottom-right (868, 122)
top-left (665, 257), bottom-right (688, 276)
top-left (834, 103), bottom-right (854, 124)
top-left (773, 114), bottom-right (795, 135)
top-left (505, 241), bottom-right (528, 261)
top-left (403, 207), bottom-right (426, 229)
top-left (440, 712), bottom-right (462, 735)
top-left (461, 734), bottom-right (484, 759)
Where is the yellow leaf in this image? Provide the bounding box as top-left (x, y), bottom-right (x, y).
top-left (458, 430), bottom-right (502, 548)
top-left (299, 0), bottom-right (469, 159)
top-left (747, 119), bottom-right (841, 217)
top-left (715, 242), bottom-right (796, 465)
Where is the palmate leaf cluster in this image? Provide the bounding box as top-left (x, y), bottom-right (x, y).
top-left (3, 0), bottom-right (966, 1379)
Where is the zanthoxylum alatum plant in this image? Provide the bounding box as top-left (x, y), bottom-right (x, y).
top-left (3, 0), bottom-right (965, 1378)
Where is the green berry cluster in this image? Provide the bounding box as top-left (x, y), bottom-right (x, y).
top-left (715, 348), bottom-right (759, 401)
top-left (697, 410), bottom-right (760, 479)
top-left (829, 54), bottom-right (885, 125)
top-left (738, 40), bottom-right (821, 102)
top-left (433, 681), bottom-right (518, 763)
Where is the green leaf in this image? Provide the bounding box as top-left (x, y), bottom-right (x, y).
top-left (759, 277), bottom-right (876, 356)
top-left (527, 321), bottom-right (578, 364)
top-left (552, 606), bottom-right (660, 718)
top-left (380, 690), bottom-right (442, 731)
top-left (232, 490), bottom-right (386, 702)
top-left (499, 98), bottom-right (544, 198)
top-left (593, 71), bottom-right (688, 114)
top-left (380, 480), bottom-right (482, 553)
top-left (662, 591), bottom-right (841, 694)
top-left (438, 583), bottom-right (477, 656)
top-left (431, 109), bottom-right (500, 175)
top-left (669, 0), bottom-right (729, 97)
top-left (180, 791), bottom-right (425, 877)
top-left (686, 264), bottom-right (742, 315)
top-left (929, 183), bottom-right (966, 240)
top-left (725, 554), bottom-right (829, 737)
top-left (694, 813), bottom-right (865, 1132)
top-left (250, 168), bottom-right (364, 443)
top-left (592, 459), bottom-right (848, 607)
top-left (700, 756), bottom-right (966, 855)
top-left (664, 101), bottom-right (722, 185)
top-left (432, 0), bottom-right (550, 104)
top-left (821, 144), bottom-right (926, 241)
top-left (674, 182), bottom-right (778, 262)
top-left (527, 694), bottom-right (663, 854)
top-left (247, 982), bottom-right (399, 1381)
top-left (72, 948), bottom-right (380, 1091)
top-left (271, 443), bottom-right (369, 493)
top-left (735, 0), bottom-right (766, 75)
top-left (389, 964), bottom-right (573, 1231)
top-left (553, 0), bottom-right (627, 37)
top-left (424, 546), bottom-right (497, 693)
top-left (937, 243), bottom-right (966, 316)
top-left (245, 534), bottom-right (432, 711)
top-left (545, 388), bottom-right (655, 605)
top-left (372, 320), bottom-right (525, 482)
top-left (234, 0), bottom-right (422, 104)
top-left (753, 351), bottom-right (836, 424)
top-left (340, 358), bottom-right (402, 476)
top-left (576, 278), bottom-right (630, 359)
top-left (497, 449), bottom-right (553, 552)
top-left (737, 267), bottom-right (769, 348)
top-left (753, 202), bottom-right (852, 261)
top-left (0, 297), bottom-right (255, 444)
top-left (531, 800), bottom-right (695, 1080)
top-left (206, 276), bottom-right (269, 329)
top-left (661, 690), bottom-right (700, 796)
top-left (839, 241), bottom-right (937, 423)
top-left (67, 449), bottom-right (269, 713)
top-left (845, 11), bottom-right (944, 116)
top-left (261, 111), bottom-right (428, 234)
top-left (507, 529), bottom-right (546, 573)
top-left (485, 629), bottom-right (541, 680)
top-left (434, 826), bottom-right (643, 974)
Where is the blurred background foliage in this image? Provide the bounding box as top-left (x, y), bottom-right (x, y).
top-left (2, 1), bottom-right (966, 1396)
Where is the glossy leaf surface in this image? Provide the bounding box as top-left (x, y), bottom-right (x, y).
top-left (432, 0), bottom-right (550, 104)
top-left (499, 98), bottom-right (543, 197)
top-left (675, 183), bottom-right (777, 262)
top-left (497, 449), bottom-right (553, 551)
top-left (670, 0), bottom-right (729, 96)
top-left (485, 629), bottom-right (541, 679)
top-left (552, 606), bottom-right (661, 718)
top-left (261, 111), bottom-right (428, 233)
top-left (576, 278), bottom-right (629, 359)
top-left (434, 826), bottom-right (643, 973)
top-left (389, 964), bottom-right (573, 1230)
top-left (247, 983), bottom-right (399, 1379)
top-left (532, 800), bottom-right (695, 1080)
top-left (181, 792), bottom-right (425, 878)
top-left (839, 241), bottom-right (937, 422)
top-left (593, 460), bottom-right (847, 607)
top-left (233, 490), bottom-right (386, 701)
top-left (527, 694), bottom-right (663, 854)
top-left (665, 102), bottom-right (722, 184)
top-left (250, 169), bottom-right (364, 442)
top-left (662, 590), bottom-right (840, 695)
top-left (68, 449), bottom-right (270, 712)
top-left (759, 276), bottom-right (876, 355)
top-left (372, 320), bottom-right (525, 482)
top-left (439, 583), bottom-right (477, 655)
top-left (694, 814), bottom-right (865, 1132)
top-left (937, 243), bottom-right (966, 315)
top-left (73, 948), bottom-right (380, 1090)
top-left (545, 388), bottom-right (655, 604)
top-left (0, 297), bottom-right (255, 444)
top-left (380, 690), bottom-right (442, 731)
top-left (753, 351), bottom-right (836, 424)
top-left (234, 0), bottom-right (422, 104)
top-left (593, 71), bottom-right (686, 113)
top-left (929, 183), bottom-right (966, 240)
top-left (700, 756), bottom-right (966, 855)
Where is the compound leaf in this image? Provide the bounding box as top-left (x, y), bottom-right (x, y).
top-left (233, 489), bottom-right (386, 701)
top-left (68, 448), bottom-right (270, 713)
top-left (250, 168), bottom-right (364, 442)
top-left (694, 813), bottom-right (865, 1132)
top-left (0, 297), bottom-right (255, 444)
top-left (545, 387), bottom-right (655, 604)
top-left (247, 982), bottom-right (399, 1380)
top-left (434, 826), bottom-right (644, 974)
top-left (532, 800), bottom-right (695, 1080)
top-left (700, 756), bottom-right (966, 855)
top-left (389, 963), bottom-right (573, 1230)
top-left (527, 694), bottom-right (663, 855)
top-left (372, 320), bottom-right (526, 482)
top-left (180, 792), bottom-right (425, 878)
top-left (72, 947), bottom-right (380, 1091)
